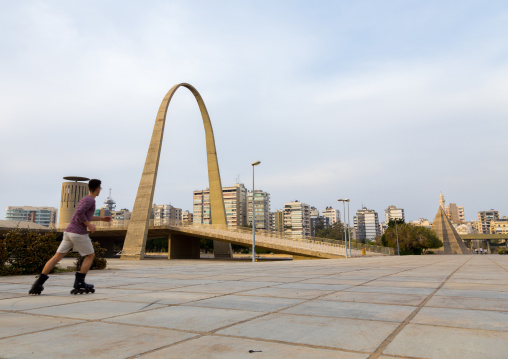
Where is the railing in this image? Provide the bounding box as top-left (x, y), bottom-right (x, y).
top-left (58, 220), bottom-right (393, 257)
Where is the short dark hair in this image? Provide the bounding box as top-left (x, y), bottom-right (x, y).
top-left (89, 179), bottom-right (101, 192)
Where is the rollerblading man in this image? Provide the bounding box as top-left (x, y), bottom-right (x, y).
top-left (29, 179), bottom-right (110, 295)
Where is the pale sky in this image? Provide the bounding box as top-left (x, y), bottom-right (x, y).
top-left (1, 1), bottom-right (507, 222)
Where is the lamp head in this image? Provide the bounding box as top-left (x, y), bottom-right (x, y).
top-left (252, 161), bottom-right (261, 166)
top-left (337, 198), bottom-right (344, 202)
top-left (345, 198), bottom-right (350, 202)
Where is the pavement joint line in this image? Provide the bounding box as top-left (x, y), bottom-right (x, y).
top-left (0, 320), bottom-right (86, 341)
top-left (102, 320), bottom-right (373, 357)
top-left (208, 332), bottom-right (373, 355)
top-left (487, 256), bottom-right (508, 272)
top-left (6, 300), bottom-right (175, 323)
top-left (1, 256), bottom-right (496, 358)
top-left (367, 256), bottom-right (473, 359)
top-left (194, 257), bottom-right (454, 334)
top-left (402, 321), bottom-right (508, 334)
top-left (125, 334), bottom-right (206, 359)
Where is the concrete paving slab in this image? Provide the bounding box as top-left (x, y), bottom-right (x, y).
top-left (4, 285), bottom-right (73, 295)
top-left (299, 278), bottom-right (369, 285)
top-left (0, 293), bottom-right (119, 311)
top-left (167, 281), bottom-right (273, 294)
top-left (243, 276), bottom-right (309, 283)
top-left (217, 313), bottom-right (399, 352)
top-left (21, 299), bottom-right (167, 320)
top-left (0, 312), bottom-right (83, 339)
top-left (320, 291), bottom-right (426, 306)
top-left (364, 280), bottom-right (440, 289)
top-left (412, 307), bottom-right (508, 331)
top-left (141, 335), bottom-right (368, 359)
top-left (376, 275), bottom-right (444, 282)
top-left (442, 282), bottom-right (508, 292)
top-left (1, 255), bottom-right (507, 358)
top-left (237, 287), bottom-right (334, 299)
top-left (426, 295), bottom-right (508, 312)
top-left (345, 285), bottom-right (435, 295)
top-left (435, 288), bottom-right (508, 300)
top-left (111, 291), bottom-right (220, 305)
top-left (274, 283), bottom-right (352, 291)
top-left (185, 294), bottom-right (305, 312)
top-left (282, 300), bottom-right (415, 322)
top-left (107, 305), bottom-right (263, 332)
top-left (384, 323), bottom-right (508, 359)
top-left (110, 279), bottom-right (220, 291)
top-left (0, 321), bottom-right (196, 358)
top-left (0, 292), bottom-right (26, 300)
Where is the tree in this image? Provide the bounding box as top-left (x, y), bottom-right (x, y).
top-left (378, 221), bottom-right (442, 255)
top-left (315, 221), bottom-right (346, 241)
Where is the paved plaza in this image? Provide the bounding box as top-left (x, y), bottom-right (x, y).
top-left (0, 255), bottom-right (507, 358)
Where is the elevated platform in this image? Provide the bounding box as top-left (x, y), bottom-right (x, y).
top-left (85, 223), bottom-right (392, 259)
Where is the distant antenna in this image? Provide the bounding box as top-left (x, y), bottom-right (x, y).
top-left (236, 174), bottom-right (241, 184)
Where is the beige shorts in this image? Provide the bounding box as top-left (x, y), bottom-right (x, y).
top-left (57, 232), bottom-right (94, 256)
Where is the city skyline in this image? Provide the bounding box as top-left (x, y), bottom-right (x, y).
top-left (5, 183), bottom-right (505, 226)
top-left (1, 1), bottom-right (507, 222)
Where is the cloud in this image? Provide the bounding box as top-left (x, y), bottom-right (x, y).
top-left (1, 1), bottom-right (508, 222)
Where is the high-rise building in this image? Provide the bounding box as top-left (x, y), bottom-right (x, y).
top-left (182, 210), bottom-right (193, 223)
top-left (284, 201), bottom-right (311, 238)
top-left (478, 210), bottom-right (499, 234)
top-left (354, 207), bottom-right (380, 241)
top-left (152, 204), bottom-right (182, 226)
top-left (445, 203), bottom-right (465, 223)
top-left (384, 205), bottom-right (405, 223)
top-left (193, 190), bottom-right (211, 224)
top-left (270, 209), bottom-right (284, 233)
top-left (322, 206), bottom-right (341, 225)
top-left (5, 206), bottom-right (58, 227)
top-left (222, 183), bottom-right (247, 228)
top-left (247, 190), bottom-right (270, 229)
top-left (193, 183), bottom-right (247, 228)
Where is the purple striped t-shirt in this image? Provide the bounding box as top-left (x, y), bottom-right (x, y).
top-left (65, 196), bottom-right (96, 235)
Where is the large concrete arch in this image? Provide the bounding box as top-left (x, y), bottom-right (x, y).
top-left (121, 83), bottom-right (231, 260)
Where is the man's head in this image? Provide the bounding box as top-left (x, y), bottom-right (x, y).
top-left (89, 179), bottom-right (102, 195)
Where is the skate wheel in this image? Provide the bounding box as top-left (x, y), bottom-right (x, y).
top-left (91, 289), bottom-right (95, 293)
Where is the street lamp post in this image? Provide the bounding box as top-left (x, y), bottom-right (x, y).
top-left (345, 199), bottom-right (351, 257)
top-left (251, 161), bottom-right (261, 263)
top-left (337, 198), bottom-right (348, 258)
top-left (395, 219), bottom-right (400, 256)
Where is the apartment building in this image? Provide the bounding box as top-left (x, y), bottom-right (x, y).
top-left (247, 190), bottom-right (270, 229)
top-left (193, 183), bottom-right (247, 228)
top-left (284, 201), bottom-right (311, 238)
top-left (270, 209), bottom-right (285, 233)
top-left (384, 205), bottom-right (405, 223)
top-left (322, 206), bottom-right (341, 225)
top-left (152, 204), bottom-right (182, 226)
top-left (354, 207), bottom-right (381, 241)
top-left (478, 210), bottom-right (499, 234)
top-left (490, 218), bottom-right (508, 234)
top-left (182, 210), bottom-right (193, 223)
top-left (445, 203), bottom-right (465, 223)
top-left (5, 206), bottom-right (58, 227)
top-left (110, 208), bottom-right (131, 227)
